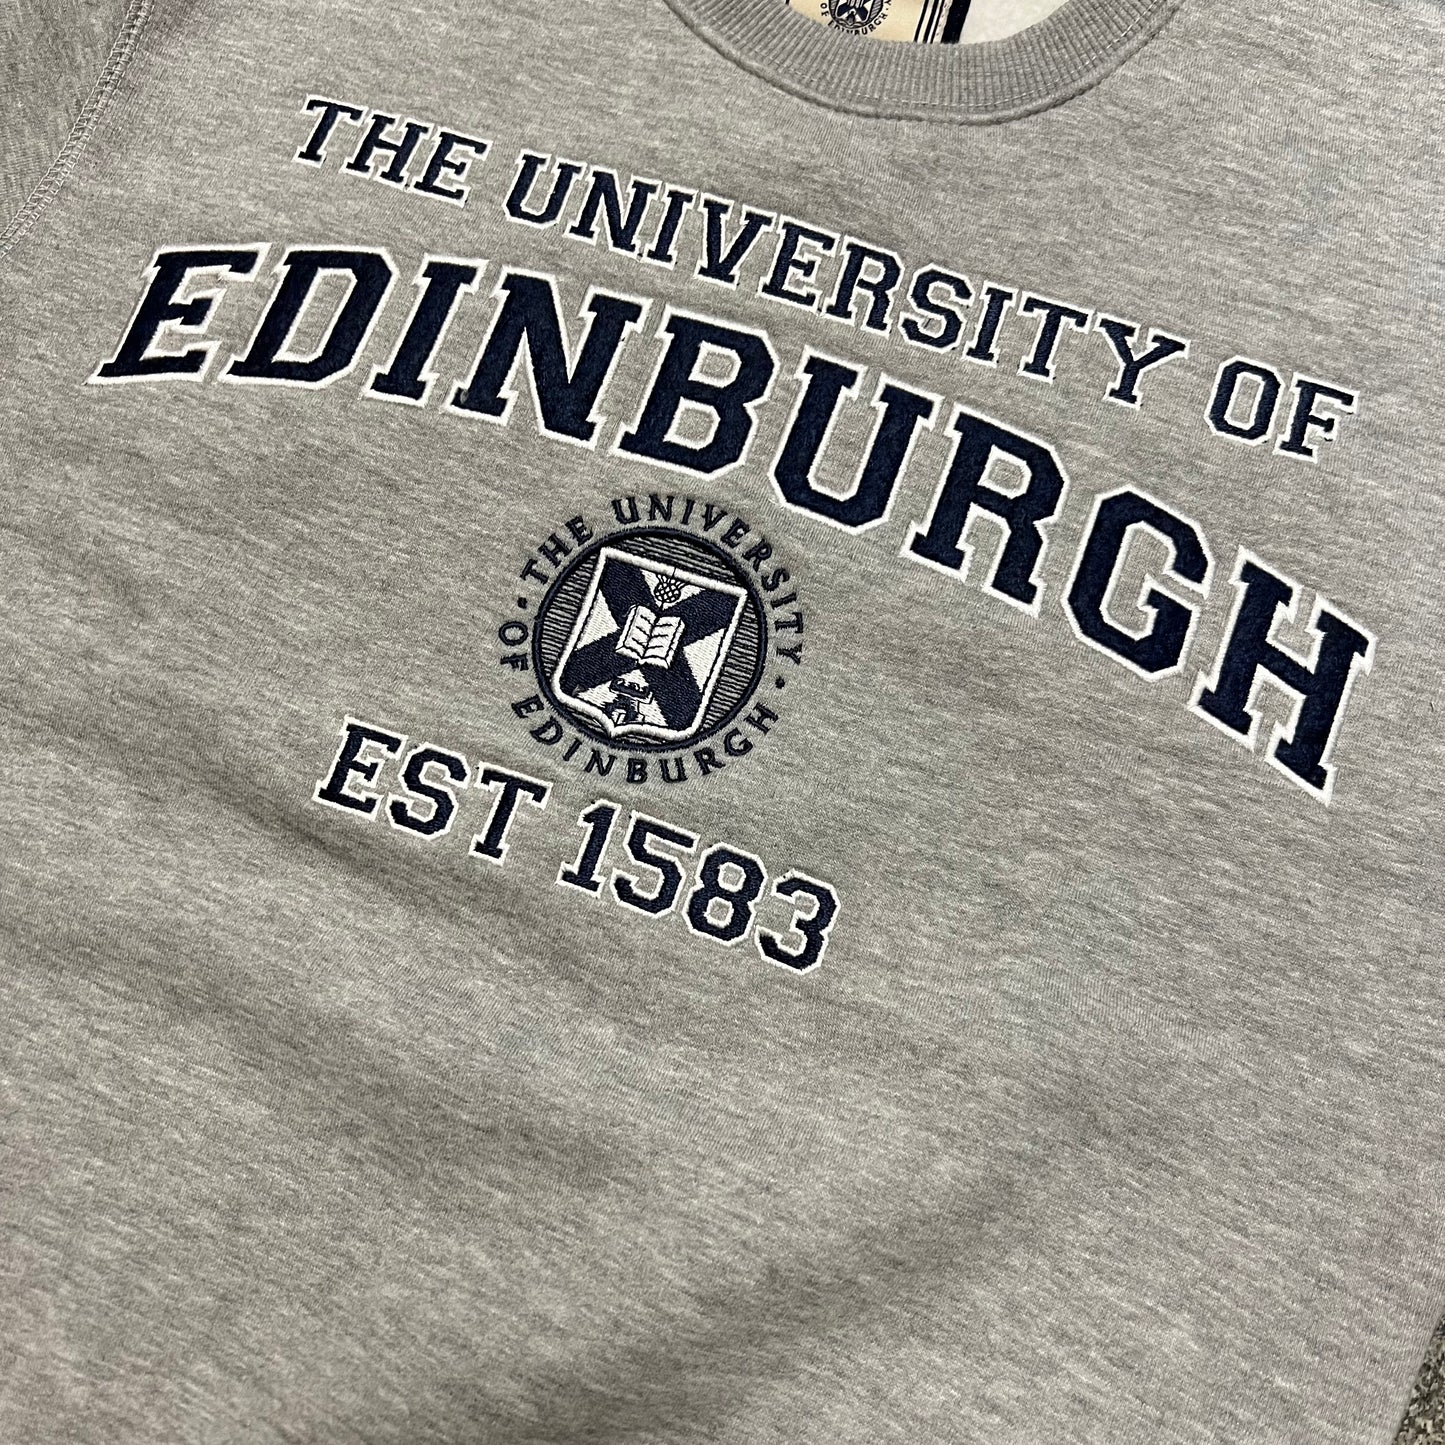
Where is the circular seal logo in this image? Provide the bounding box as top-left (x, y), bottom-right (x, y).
top-left (498, 496), bottom-right (805, 785)
top-left (823, 0), bottom-right (889, 34)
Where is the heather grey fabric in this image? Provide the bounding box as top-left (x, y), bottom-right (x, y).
top-left (1400, 1321), bottom-right (1445, 1443)
top-left (2, 2), bottom-right (1443, 1443)
top-left (0, 0), bottom-right (134, 225)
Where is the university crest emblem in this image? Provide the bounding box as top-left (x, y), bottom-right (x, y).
top-left (553, 546), bottom-right (748, 745)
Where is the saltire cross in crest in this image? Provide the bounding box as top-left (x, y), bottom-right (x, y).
top-left (553, 546), bottom-right (748, 744)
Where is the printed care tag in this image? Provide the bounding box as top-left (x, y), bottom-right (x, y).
top-left (785, 0), bottom-right (1070, 42)
top-left (785, 0), bottom-right (973, 42)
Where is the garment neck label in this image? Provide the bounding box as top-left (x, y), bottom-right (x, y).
top-left (785, 0), bottom-right (1068, 43)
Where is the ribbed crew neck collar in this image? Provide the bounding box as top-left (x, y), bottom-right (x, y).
top-left (658, 0), bottom-right (1183, 123)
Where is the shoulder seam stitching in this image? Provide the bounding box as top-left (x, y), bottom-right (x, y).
top-left (0, 0), bottom-right (153, 262)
